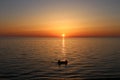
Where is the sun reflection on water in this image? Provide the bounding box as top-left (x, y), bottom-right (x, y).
top-left (62, 36), bottom-right (65, 58)
top-left (61, 34), bottom-right (67, 60)
top-left (57, 34), bottom-right (67, 61)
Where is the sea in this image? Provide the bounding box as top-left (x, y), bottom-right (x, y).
top-left (0, 37), bottom-right (120, 80)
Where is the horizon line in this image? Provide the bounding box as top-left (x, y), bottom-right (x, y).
top-left (0, 35), bottom-right (120, 38)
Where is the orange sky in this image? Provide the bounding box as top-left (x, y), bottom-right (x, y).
top-left (0, 0), bottom-right (120, 37)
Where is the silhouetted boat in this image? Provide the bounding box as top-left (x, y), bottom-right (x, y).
top-left (57, 60), bottom-right (68, 65)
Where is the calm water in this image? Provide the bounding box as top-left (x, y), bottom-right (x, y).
top-left (0, 37), bottom-right (120, 80)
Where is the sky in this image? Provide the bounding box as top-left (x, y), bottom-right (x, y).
top-left (0, 0), bottom-right (120, 37)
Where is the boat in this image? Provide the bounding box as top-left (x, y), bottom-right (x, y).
top-left (57, 60), bottom-right (68, 65)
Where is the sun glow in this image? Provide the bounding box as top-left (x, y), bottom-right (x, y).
top-left (62, 34), bottom-right (65, 37)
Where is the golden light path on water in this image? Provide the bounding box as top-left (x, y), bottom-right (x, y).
top-left (57, 34), bottom-right (67, 60)
top-left (62, 34), bottom-right (66, 60)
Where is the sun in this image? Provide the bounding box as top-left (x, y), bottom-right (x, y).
top-left (62, 34), bottom-right (65, 37)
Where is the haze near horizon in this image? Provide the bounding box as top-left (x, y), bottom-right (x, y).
top-left (0, 0), bottom-right (120, 37)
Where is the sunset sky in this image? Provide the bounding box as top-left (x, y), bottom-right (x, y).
top-left (0, 0), bottom-right (120, 37)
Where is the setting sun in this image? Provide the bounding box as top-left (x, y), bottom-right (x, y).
top-left (62, 34), bottom-right (65, 37)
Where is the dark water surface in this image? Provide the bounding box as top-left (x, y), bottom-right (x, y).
top-left (0, 38), bottom-right (120, 80)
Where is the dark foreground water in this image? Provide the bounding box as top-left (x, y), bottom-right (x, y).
top-left (0, 37), bottom-right (120, 80)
